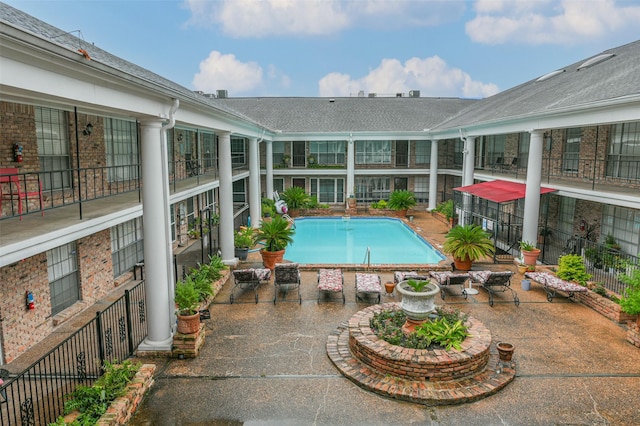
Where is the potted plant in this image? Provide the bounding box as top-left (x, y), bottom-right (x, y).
top-left (174, 280), bottom-right (201, 334)
top-left (347, 194), bottom-right (356, 209)
top-left (387, 189), bottom-right (417, 218)
top-left (255, 215), bottom-right (295, 270)
top-left (282, 154), bottom-right (291, 166)
top-left (442, 224), bottom-right (495, 271)
top-left (519, 240), bottom-right (541, 265)
top-left (307, 155), bottom-right (316, 165)
top-left (234, 226), bottom-right (254, 261)
top-left (395, 279), bottom-right (440, 323)
top-left (281, 186), bottom-right (309, 217)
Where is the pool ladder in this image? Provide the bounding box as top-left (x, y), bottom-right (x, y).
top-left (363, 246), bottom-right (371, 270)
top-left (282, 213), bottom-right (296, 229)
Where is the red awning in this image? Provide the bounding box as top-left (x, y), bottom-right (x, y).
top-left (453, 180), bottom-right (556, 203)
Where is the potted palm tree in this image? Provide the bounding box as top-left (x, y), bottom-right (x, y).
top-left (174, 280), bottom-right (201, 334)
top-left (281, 186), bottom-right (309, 217)
top-left (255, 215), bottom-right (295, 269)
top-left (387, 189), bottom-right (417, 218)
top-left (443, 224), bottom-right (495, 271)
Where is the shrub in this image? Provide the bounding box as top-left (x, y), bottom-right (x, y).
top-left (371, 200), bottom-right (387, 209)
top-left (387, 190), bottom-right (417, 211)
top-left (557, 254), bottom-right (591, 285)
top-left (619, 269), bottom-right (640, 316)
top-left (281, 186), bottom-right (310, 209)
top-left (433, 199), bottom-right (455, 220)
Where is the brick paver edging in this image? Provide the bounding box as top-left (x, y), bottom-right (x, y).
top-left (327, 303), bottom-right (516, 406)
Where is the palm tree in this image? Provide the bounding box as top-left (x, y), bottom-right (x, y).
top-left (443, 224), bottom-right (495, 271)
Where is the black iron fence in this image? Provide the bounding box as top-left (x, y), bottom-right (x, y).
top-left (0, 282), bottom-right (147, 426)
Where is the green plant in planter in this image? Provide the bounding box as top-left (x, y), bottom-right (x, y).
top-left (262, 197), bottom-right (276, 218)
top-left (387, 189), bottom-right (417, 211)
top-left (281, 186), bottom-right (310, 209)
top-left (443, 224), bottom-right (495, 269)
top-left (414, 317), bottom-right (469, 351)
top-left (175, 280), bottom-right (200, 316)
top-left (434, 199), bottom-right (456, 220)
top-left (255, 215), bottom-right (295, 252)
top-left (519, 240), bottom-right (536, 251)
top-left (405, 279), bottom-right (430, 292)
top-left (234, 226), bottom-right (255, 248)
top-left (371, 200), bottom-right (387, 209)
top-left (556, 254), bottom-right (591, 285)
top-left (619, 269), bottom-right (640, 317)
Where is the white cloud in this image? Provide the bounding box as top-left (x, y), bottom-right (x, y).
top-left (467, 0), bottom-right (640, 45)
top-left (192, 51), bottom-right (263, 94)
top-left (318, 56), bottom-right (499, 98)
top-left (184, 0), bottom-right (463, 37)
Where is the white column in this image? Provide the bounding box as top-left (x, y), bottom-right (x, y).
top-left (218, 131), bottom-right (236, 265)
top-left (460, 136), bottom-right (476, 226)
top-left (522, 130), bottom-right (545, 245)
top-left (346, 137), bottom-right (355, 201)
top-left (138, 119), bottom-right (173, 351)
top-left (428, 139), bottom-right (439, 211)
top-left (249, 137), bottom-right (261, 228)
top-left (265, 140), bottom-right (274, 200)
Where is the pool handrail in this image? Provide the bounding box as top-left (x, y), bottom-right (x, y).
top-left (363, 246), bottom-right (371, 270)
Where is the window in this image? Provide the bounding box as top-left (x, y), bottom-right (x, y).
top-left (233, 179), bottom-right (246, 203)
top-left (415, 141), bottom-right (431, 165)
top-left (309, 141), bottom-right (345, 165)
top-left (558, 197), bottom-right (576, 237)
top-left (355, 141), bottom-right (391, 164)
top-left (563, 128), bottom-right (581, 173)
top-left (36, 107), bottom-right (71, 190)
top-left (414, 177), bottom-right (429, 203)
top-left (272, 141), bottom-right (285, 166)
top-left (454, 139), bottom-right (464, 165)
top-left (355, 177), bottom-right (390, 202)
top-left (201, 131), bottom-right (216, 170)
top-left (111, 218), bottom-right (144, 277)
top-left (601, 205), bottom-right (640, 255)
top-left (48, 242), bottom-right (79, 315)
top-left (485, 134), bottom-right (506, 166)
top-left (105, 118), bottom-right (138, 181)
top-left (273, 178), bottom-right (284, 194)
top-left (607, 122), bottom-right (640, 180)
top-left (231, 137), bottom-right (246, 166)
top-left (310, 178), bottom-right (344, 203)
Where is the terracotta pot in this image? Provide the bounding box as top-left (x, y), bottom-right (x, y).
top-left (384, 282), bottom-right (396, 295)
top-left (522, 248), bottom-right (541, 265)
top-left (261, 249), bottom-right (285, 270)
top-left (177, 313), bottom-right (201, 335)
top-left (496, 342), bottom-right (514, 361)
top-left (453, 257), bottom-right (472, 271)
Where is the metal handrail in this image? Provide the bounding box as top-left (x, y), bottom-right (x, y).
top-left (363, 246), bottom-right (371, 270)
top-left (282, 213), bottom-right (296, 229)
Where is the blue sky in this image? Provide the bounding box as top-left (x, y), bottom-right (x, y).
top-left (6, 0), bottom-right (640, 98)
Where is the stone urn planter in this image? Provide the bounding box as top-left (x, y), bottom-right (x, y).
top-left (396, 280), bottom-right (440, 321)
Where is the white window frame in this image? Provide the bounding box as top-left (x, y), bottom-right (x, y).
top-left (36, 106), bottom-right (71, 191)
top-left (105, 117), bottom-right (138, 182)
top-left (309, 141), bottom-right (345, 165)
top-left (607, 122), bottom-right (640, 180)
top-left (111, 218), bottom-right (144, 277)
top-left (47, 242), bottom-right (79, 315)
top-left (355, 140), bottom-right (391, 164)
top-left (415, 141), bottom-right (431, 165)
top-left (310, 178), bottom-right (344, 203)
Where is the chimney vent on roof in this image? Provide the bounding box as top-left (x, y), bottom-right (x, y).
top-left (409, 90), bottom-right (420, 98)
top-left (396, 92), bottom-right (403, 97)
top-left (368, 93), bottom-right (377, 97)
top-left (358, 90), bottom-right (364, 97)
top-left (216, 89), bottom-right (228, 98)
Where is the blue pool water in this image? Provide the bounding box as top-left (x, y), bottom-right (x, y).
top-left (286, 217), bottom-right (446, 264)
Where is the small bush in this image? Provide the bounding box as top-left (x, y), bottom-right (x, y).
top-left (557, 254), bottom-right (591, 285)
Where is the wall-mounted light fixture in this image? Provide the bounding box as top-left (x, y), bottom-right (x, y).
top-left (83, 123), bottom-right (93, 136)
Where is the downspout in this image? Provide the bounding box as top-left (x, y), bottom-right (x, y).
top-left (160, 99), bottom-right (179, 332)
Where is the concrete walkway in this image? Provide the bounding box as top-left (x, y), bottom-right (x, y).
top-left (128, 214), bottom-right (640, 425)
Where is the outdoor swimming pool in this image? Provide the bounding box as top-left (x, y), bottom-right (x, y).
top-left (285, 217), bottom-right (446, 264)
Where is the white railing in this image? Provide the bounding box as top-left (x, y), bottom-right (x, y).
top-left (363, 246), bottom-right (371, 269)
top-left (282, 213), bottom-right (296, 229)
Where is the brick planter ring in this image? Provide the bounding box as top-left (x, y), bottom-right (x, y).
top-left (327, 303), bottom-right (516, 406)
top-left (349, 304), bottom-right (490, 381)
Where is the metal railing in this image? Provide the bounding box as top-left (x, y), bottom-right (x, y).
top-left (363, 246), bottom-right (371, 270)
top-left (0, 281), bottom-right (147, 426)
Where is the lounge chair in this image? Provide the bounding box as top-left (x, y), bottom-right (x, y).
top-left (468, 271), bottom-right (519, 307)
top-left (524, 271), bottom-right (587, 302)
top-left (230, 268), bottom-right (271, 304)
top-left (317, 269), bottom-right (345, 304)
top-left (274, 263), bottom-right (302, 304)
top-left (430, 271), bottom-right (470, 300)
top-left (355, 272), bottom-right (382, 303)
top-left (393, 271), bottom-right (430, 285)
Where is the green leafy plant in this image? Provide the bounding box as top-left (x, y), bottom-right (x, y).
top-left (405, 279), bottom-right (430, 292)
top-left (281, 186), bottom-right (310, 209)
top-left (619, 269), bottom-right (640, 316)
top-left (519, 240), bottom-right (537, 251)
top-left (556, 254), bottom-right (591, 285)
top-left (414, 318), bottom-right (469, 351)
top-left (387, 190), bottom-right (417, 211)
top-left (234, 226), bottom-right (255, 248)
top-left (371, 200), bottom-right (388, 209)
top-left (58, 360), bottom-right (140, 425)
top-left (175, 279), bottom-right (200, 316)
top-left (261, 198), bottom-right (276, 218)
top-left (255, 215), bottom-right (295, 252)
top-left (435, 305), bottom-right (468, 324)
top-left (433, 199), bottom-right (456, 220)
top-left (443, 224), bottom-right (495, 263)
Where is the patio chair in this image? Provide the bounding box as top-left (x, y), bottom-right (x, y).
top-left (430, 271), bottom-right (470, 300)
top-left (274, 263), bottom-right (302, 304)
top-left (468, 271), bottom-right (519, 307)
top-left (317, 268), bottom-right (345, 304)
top-left (524, 271), bottom-right (587, 302)
top-left (0, 167), bottom-right (44, 220)
top-left (355, 272), bottom-right (382, 303)
top-left (230, 268), bottom-right (271, 304)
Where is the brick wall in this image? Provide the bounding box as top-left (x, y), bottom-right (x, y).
top-left (0, 254), bottom-right (51, 363)
top-left (78, 230), bottom-right (115, 303)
